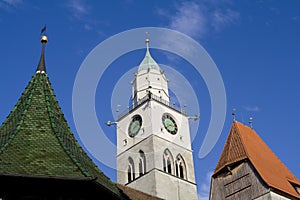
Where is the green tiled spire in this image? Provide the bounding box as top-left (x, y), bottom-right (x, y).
top-left (0, 36), bottom-right (121, 196)
top-left (138, 38), bottom-right (161, 72)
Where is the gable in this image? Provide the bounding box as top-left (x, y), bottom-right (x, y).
top-left (213, 121), bottom-right (300, 199)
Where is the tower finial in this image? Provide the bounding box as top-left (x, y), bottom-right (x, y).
top-left (249, 117), bottom-right (253, 129)
top-left (36, 25), bottom-right (48, 74)
top-left (232, 108), bottom-right (236, 122)
top-left (40, 35), bottom-right (48, 45)
top-left (145, 32), bottom-right (150, 51)
top-left (40, 25), bottom-right (48, 44)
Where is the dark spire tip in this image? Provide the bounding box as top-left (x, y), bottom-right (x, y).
top-left (36, 35), bottom-right (48, 74)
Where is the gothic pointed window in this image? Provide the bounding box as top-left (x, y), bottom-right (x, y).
top-left (163, 149), bottom-right (174, 175)
top-left (127, 157), bottom-right (135, 183)
top-left (175, 154), bottom-right (187, 179)
top-left (139, 150), bottom-right (146, 176)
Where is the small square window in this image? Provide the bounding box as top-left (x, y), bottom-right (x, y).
top-left (295, 186), bottom-right (300, 194)
top-left (289, 180), bottom-right (300, 195)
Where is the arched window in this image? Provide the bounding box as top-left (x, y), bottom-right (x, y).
top-left (127, 157), bottom-right (135, 183)
top-left (175, 154), bottom-right (187, 179)
top-left (139, 150), bottom-right (146, 176)
top-left (163, 149), bottom-right (174, 175)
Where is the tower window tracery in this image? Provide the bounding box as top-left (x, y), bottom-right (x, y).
top-left (139, 150), bottom-right (146, 176)
top-left (175, 154), bottom-right (187, 179)
top-left (127, 157), bottom-right (135, 183)
top-left (163, 149), bottom-right (174, 175)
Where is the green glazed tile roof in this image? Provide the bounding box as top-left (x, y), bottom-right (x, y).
top-left (0, 46), bottom-right (121, 197)
top-left (138, 41), bottom-right (161, 72)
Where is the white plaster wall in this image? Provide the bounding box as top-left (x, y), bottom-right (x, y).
top-left (254, 191), bottom-right (291, 200)
top-left (149, 100), bottom-right (192, 150)
top-left (134, 69), bottom-right (169, 102)
top-left (117, 134), bottom-right (197, 198)
top-left (154, 170), bottom-right (198, 200)
top-left (254, 192), bottom-right (272, 200)
top-left (152, 135), bottom-right (196, 183)
top-left (117, 136), bottom-right (155, 185)
top-left (270, 192), bottom-right (291, 200)
top-left (116, 100), bottom-right (192, 155)
top-left (126, 169), bottom-right (198, 200)
top-left (116, 102), bottom-right (153, 155)
top-left (125, 170), bottom-right (157, 196)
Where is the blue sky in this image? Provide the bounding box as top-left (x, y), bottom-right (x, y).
top-left (1, 1), bottom-right (300, 199)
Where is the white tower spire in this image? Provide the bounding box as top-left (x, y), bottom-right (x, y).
top-left (132, 37), bottom-right (169, 105)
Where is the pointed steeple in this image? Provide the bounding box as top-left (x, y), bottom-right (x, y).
top-left (137, 38), bottom-right (161, 72)
top-left (36, 35), bottom-right (48, 73)
top-left (132, 36), bottom-right (169, 104)
top-left (0, 34), bottom-right (121, 197)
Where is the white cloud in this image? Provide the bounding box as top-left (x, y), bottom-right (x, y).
top-left (0, 0), bottom-right (23, 10)
top-left (243, 105), bottom-right (260, 112)
top-left (159, 1), bottom-right (240, 40)
top-left (211, 8), bottom-right (240, 31)
top-left (84, 24), bottom-right (92, 31)
top-left (3, 0), bottom-right (22, 7)
top-left (169, 2), bottom-right (207, 39)
top-left (65, 0), bottom-right (106, 33)
top-left (291, 16), bottom-right (299, 21)
top-left (66, 0), bottom-right (89, 20)
top-left (198, 170), bottom-right (213, 200)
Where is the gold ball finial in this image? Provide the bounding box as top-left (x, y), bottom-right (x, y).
top-left (145, 32), bottom-right (150, 44)
top-left (40, 35), bottom-right (48, 44)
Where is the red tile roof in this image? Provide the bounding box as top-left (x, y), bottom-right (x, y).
top-left (214, 121), bottom-right (300, 199)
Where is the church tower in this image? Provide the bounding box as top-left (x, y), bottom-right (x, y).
top-left (116, 39), bottom-right (198, 200)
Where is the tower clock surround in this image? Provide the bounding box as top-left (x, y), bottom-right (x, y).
top-left (128, 115), bottom-right (143, 137)
top-left (162, 113), bottom-right (178, 135)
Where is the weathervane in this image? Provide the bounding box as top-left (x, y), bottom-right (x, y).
top-left (36, 25), bottom-right (48, 74)
top-left (40, 25), bottom-right (48, 45)
top-left (145, 32), bottom-right (150, 49)
top-left (249, 117), bottom-right (253, 129)
top-left (232, 108), bottom-right (236, 121)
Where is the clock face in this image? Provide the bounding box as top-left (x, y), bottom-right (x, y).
top-left (128, 115), bottom-right (142, 137)
top-left (162, 113), bottom-right (178, 135)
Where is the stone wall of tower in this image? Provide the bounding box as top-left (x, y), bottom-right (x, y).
top-left (117, 134), bottom-right (197, 184)
top-left (117, 135), bottom-right (155, 185)
top-left (116, 100), bottom-right (192, 155)
top-left (117, 134), bottom-right (197, 200)
top-left (128, 169), bottom-right (198, 200)
top-left (151, 134), bottom-right (196, 182)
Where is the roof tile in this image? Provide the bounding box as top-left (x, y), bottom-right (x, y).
top-left (214, 121), bottom-right (300, 199)
top-left (0, 62), bottom-right (121, 196)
